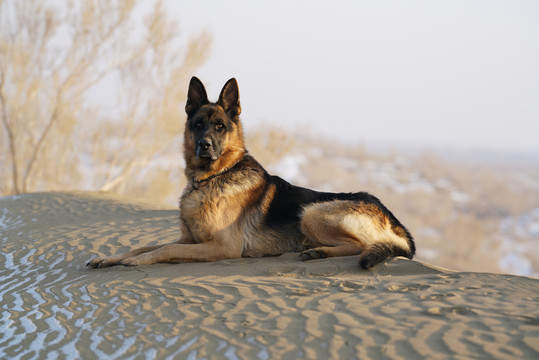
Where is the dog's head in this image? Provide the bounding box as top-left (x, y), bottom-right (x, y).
top-left (184, 77), bottom-right (245, 178)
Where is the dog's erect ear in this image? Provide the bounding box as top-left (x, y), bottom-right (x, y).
top-left (185, 76), bottom-right (208, 118)
top-left (218, 78), bottom-right (241, 118)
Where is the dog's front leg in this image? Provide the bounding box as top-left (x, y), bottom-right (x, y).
top-left (87, 233), bottom-right (195, 269)
top-left (119, 240), bottom-right (242, 266)
top-left (87, 244), bottom-right (170, 269)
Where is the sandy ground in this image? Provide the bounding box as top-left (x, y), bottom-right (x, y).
top-left (0, 191), bottom-right (538, 359)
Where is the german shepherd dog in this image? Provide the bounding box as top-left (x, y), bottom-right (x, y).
top-left (87, 77), bottom-right (415, 269)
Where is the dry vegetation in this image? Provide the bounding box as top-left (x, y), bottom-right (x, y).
top-left (0, 0), bottom-right (210, 202)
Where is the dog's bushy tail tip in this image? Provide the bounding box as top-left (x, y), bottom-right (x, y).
top-left (359, 242), bottom-right (414, 270)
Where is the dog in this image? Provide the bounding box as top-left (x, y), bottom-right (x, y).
top-left (87, 77), bottom-right (415, 269)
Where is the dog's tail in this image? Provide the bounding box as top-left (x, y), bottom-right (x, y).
top-left (359, 234), bottom-right (415, 270)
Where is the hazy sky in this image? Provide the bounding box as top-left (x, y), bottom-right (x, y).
top-left (167, 0), bottom-right (539, 153)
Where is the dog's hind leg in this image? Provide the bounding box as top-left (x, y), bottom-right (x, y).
top-left (299, 200), bottom-right (413, 269)
top-left (299, 201), bottom-right (365, 260)
top-left (300, 240), bottom-right (364, 260)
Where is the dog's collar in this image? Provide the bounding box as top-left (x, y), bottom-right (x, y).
top-left (191, 172), bottom-right (225, 190)
top-left (190, 159), bottom-right (242, 190)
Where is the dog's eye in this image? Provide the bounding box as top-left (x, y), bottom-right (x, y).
top-left (194, 120), bottom-right (203, 130)
top-left (215, 123), bottom-right (225, 132)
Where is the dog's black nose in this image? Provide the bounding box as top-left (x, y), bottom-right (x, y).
top-left (198, 138), bottom-right (212, 150)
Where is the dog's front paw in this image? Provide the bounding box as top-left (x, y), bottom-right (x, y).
top-left (87, 257), bottom-right (117, 269)
top-left (119, 254), bottom-right (153, 267)
top-left (300, 248), bottom-right (327, 261)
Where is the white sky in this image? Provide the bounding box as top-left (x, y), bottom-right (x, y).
top-left (167, 0), bottom-right (539, 153)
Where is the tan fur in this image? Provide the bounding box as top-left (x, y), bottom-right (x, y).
top-left (87, 152), bottom-right (284, 267)
top-left (87, 77), bottom-right (413, 269)
top-left (300, 201), bottom-right (409, 259)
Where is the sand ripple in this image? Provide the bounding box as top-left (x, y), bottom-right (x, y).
top-left (0, 192), bottom-right (538, 359)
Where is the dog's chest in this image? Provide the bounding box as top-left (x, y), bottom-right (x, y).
top-left (179, 179), bottom-right (253, 238)
top-left (181, 183), bottom-right (219, 220)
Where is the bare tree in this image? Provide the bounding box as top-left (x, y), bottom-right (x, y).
top-left (0, 0), bottom-right (210, 202)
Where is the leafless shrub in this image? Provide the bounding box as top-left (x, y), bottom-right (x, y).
top-left (0, 0), bottom-right (210, 203)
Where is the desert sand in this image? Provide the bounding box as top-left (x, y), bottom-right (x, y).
top-left (0, 191), bottom-right (537, 359)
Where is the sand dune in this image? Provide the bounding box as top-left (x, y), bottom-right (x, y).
top-left (0, 192), bottom-right (538, 359)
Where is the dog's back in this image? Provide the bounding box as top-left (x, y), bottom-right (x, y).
top-left (260, 168), bottom-right (415, 268)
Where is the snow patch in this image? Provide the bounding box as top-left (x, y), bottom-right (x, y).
top-left (268, 154), bottom-right (307, 184)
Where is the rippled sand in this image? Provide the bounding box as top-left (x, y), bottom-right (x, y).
top-left (1, 192), bottom-right (538, 359)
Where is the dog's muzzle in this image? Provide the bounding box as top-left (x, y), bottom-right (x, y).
top-left (196, 138), bottom-right (219, 160)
